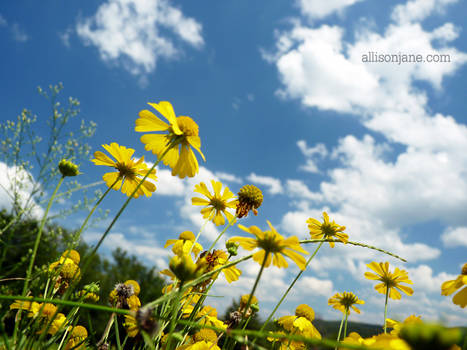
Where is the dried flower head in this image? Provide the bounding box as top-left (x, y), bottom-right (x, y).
top-left (236, 185), bottom-right (263, 218)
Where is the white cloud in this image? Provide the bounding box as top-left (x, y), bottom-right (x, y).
top-left (214, 171), bottom-right (242, 184)
top-left (295, 276), bottom-right (334, 296)
top-left (407, 264), bottom-right (456, 293)
top-left (0, 162), bottom-right (43, 219)
top-left (59, 28), bottom-right (73, 47)
top-left (76, 0), bottom-right (203, 75)
top-left (297, 140), bottom-right (327, 173)
top-left (285, 180), bottom-right (322, 201)
top-left (392, 0), bottom-right (459, 24)
top-left (298, 0), bottom-right (365, 20)
top-left (441, 226), bottom-right (467, 247)
top-left (247, 173), bottom-right (283, 195)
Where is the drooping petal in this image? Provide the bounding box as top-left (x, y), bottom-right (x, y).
top-left (92, 151), bottom-right (116, 166)
top-left (148, 101), bottom-right (182, 135)
top-left (452, 287), bottom-right (467, 308)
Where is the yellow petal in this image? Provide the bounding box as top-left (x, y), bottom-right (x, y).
top-left (135, 109), bottom-right (169, 132)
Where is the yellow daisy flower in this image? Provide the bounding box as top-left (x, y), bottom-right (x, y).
top-left (164, 231), bottom-right (203, 257)
top-left (364, 262), bottom-right (413, 299)
top-left (328, 291), bottom-right (365, 314)
top-left (192, 180), bottom-right (237, 226)
top-left (306, 211), bottom-right (348, 248)
top-left (229, 221), bottom-right (308, 270)
top-left (386, 315), bottom-right (422, 336)
top-left (65, 325), bottom-right (88, 350)
top-left (200, 249), bottom-right (241, 283)
top-left (124, 314), bottom-right (139, 337)
top-left (277, 304), bottom-right (321, 339)
top-left (92, 142), bottom-right (157, 197)
top-left (135, 101), bottom-right (205, 178)
top-left (441, 262), bottom-right (467, 308)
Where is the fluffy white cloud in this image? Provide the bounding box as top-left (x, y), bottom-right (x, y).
top-left (392, 0), bottom-right (459, 24)
top-left (76, 0), bottom-right (203, 75)
top-left (298, 0), bottom-right (365, 20)
top-left (295, 276), bottom-right (334, 296)
top-left (247, 173), bottom-right (283, 195)
top-left (441, 226), bottom-right (467, 247)
top-left (297, 140), bottom-right (327, 173)
top-left (0, 162), bottom-right (43, 218)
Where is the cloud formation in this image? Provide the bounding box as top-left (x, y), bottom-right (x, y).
top-left (77, 0), bottom-right (204, 75)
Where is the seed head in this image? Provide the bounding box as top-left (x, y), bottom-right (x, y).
top-left (236, 185), bottom-right (263, 218)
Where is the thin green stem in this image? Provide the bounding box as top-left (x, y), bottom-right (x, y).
top-left (14, 176), bottom-right (64, 345)
top-left (343, 309), bottom-right (349, 339)
top-left (240, 252), bottom-right (268, 321)
top-left (165, 281), bottom-right (185, 350)
top-left (260, 241), bottom-right (324, 332)
top-left (383, 287), bottom-right (389, 333)
top-left (208, 216), bottom-right (237, 252)
top-left (114, 314), bottom-right (122, 350)
top-left (71, 179), bottom-right (115, 244)
top-left (300, 239), bottom-right (407, 262)
top-left (0, 295), bottom-right (131, 315)
top-left (335, 312), bottom-right (346, 349)
top-left (22, 176), bottom-right (64, 295)
top-left (189, 212), bottom-right (213, 255)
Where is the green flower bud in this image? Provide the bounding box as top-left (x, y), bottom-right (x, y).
top-left (58, 159), bottom-right (79, 177)
top-left (226, 241), bottom-right (239, 256)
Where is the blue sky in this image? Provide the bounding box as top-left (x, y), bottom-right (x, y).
top-left (1, 0), bottom-right (466, 326)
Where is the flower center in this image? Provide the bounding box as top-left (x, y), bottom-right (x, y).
top-left (258, 232), bottom-right (282, 253)
top-left (210, 197), bottom-right (226, 211)
top-left (295, 304), bottom-right (315, 321)
top-left (176, 116), bottom-right (199, 136)
top-left (116, 162), bottom-right (136, 179)
top-left (462, 263), bottom-right (467, 275)
top-left (321, 223), bottom-right (337, 237)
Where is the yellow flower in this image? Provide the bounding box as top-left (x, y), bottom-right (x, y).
top-left (200, 249), bottom-right (241, 283)
top-left (236, 184), bottom-right (263, 218)
top-left (184, 341), bottom-right (221, 350)
top-left (65, 325), bottom-right (88, 350)
top-left (267, 331), bottom-right (306, 350)
top-left (229, 221), bottom-right (308, 270)
top-left (277, 304), bottom-right (321, 339)
top-left (192, 180), bottom-right (237, 226)
top-left (49, 313), bottom-right (67, 335)
top-left (124, 315), bottom-right (139, 337)
top-left (441, 262), bottom-right (467, 308)
top-left (10, 300), bottom-right (40, 318)
top-left (386, 315), bottom-right (422, 336)
top-left (364, 262), bottom-right (413, 299)
top-left (340, 333), bottom-right (410, 350)
top-left (328, 291), bottom-right (364, 314)
top-left (165, 231), bottom-right (203, 257)
top-left (92, 142), bottom-right (157, 197)
top-left (195, 306), bottom-right (226, 330)
top-left (135, 101), bottom-right (205, 178)
top-left (124, 280), bottom-right (141, 296)
top-left (306, 212), bottom-right (348, 248)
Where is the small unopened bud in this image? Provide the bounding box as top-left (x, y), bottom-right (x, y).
top-left (226, 241), bottom-right (239, 256)
top-left (58, 159), bottom-right (79, 177)
top-left (84, 282), bottom-right (100, 294)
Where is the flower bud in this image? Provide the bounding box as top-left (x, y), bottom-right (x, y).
top-left (58, 159), bottom-right (79, 177)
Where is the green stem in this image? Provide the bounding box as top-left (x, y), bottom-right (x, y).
top-left (0, 295), bottom-right (131, 315)
top-left (165, 282), bottom-right (185, 350)
top-left (208, 216), bottom-right (237, 252)
top-left (260, 241), bottom-right (324, 332)
top-left (114, 314), bottom-right (122, 350)
top-left (240, 252), bottom-right (268, 321)
top-left (383, 287), bottom-right (389, 333)
top-left (14, 176), bottom-right (64, 345)
top-left (71, 179), bottom-right (115, 245)
top-left (343, 309), bottom-right (349, 339)
top-left (335, 311), bottom-right (346, 349)
top-left (300, 239), bottom-right (407, 262)
top-left (22, 176), bottom-right (64, 295)
top-left (189, 213), bottom-right (213, 255)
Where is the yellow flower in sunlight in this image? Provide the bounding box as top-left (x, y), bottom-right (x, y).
top-left (192, 180), bottom-right (237, 226)
top-left (386, 315), bottom-right (422, 336)
top-left (364, 262), bottom-right (413, 299)
top-left (229, 221), bottom-right (308, 270)
top-left (340, 332), bottom-right (410, 350)
top-left (92, 142), bottom-right (157, 197)
top-left (165, 231), bottom-right (203, 257)
top-left (441, 262), bottom-right (467, 308)
top-left (135, 101), bottom-right (205, 178)
top-left (196, 305), bottom-right (227, 330)
top-left (277, 304), bottom-right (321, 339)
top-left (200, 249), bottom-right (241, 283)
top-left (328, 291), bottom-right (364, 314)
top-left (267, 331), bottom-right (306, 350)
top-left (306, 212), bottom-right (348, 248)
